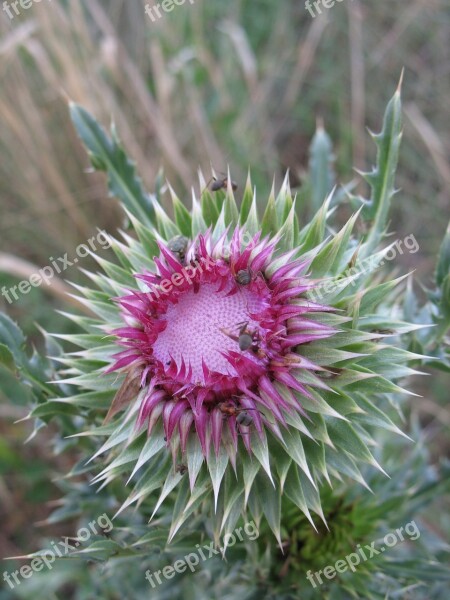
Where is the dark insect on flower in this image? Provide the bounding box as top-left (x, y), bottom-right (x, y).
top-left (218, 400), bottom-right (260, 424)
top-left (217, 399), bottom-right (243, 417)
top-left (237, 322), bottom-right (256, 352)
top-left (232, 265), bottom-right (267, 289)
top-left (235, 269), bottom-right (252, 286)
top-left (221, 321), bottom-right (262, 354)
top-left (167, 235), bottom-right (189, 264)
top-left (210, 175), bottom-right (238, 192)
top-left (236, 410), bottom-right (255, 427)
top-left (175, 464), bottom-right (187, 475)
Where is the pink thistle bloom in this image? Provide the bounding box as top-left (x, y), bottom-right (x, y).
top-left (109, 228), bottom-right (335, 460)
top-left (59, 96), bottom-right (418, 539)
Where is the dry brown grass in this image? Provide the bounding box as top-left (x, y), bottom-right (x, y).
top-left (0, 0), bottom-right (448, 272)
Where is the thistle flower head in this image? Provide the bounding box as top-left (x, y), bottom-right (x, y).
top-left (109, 228), bottom-right (335, 460)
top-left (51, 90), bottom-right (423, 543)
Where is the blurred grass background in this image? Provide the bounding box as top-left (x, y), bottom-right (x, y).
top-left (0, 0), bottom-right (449, 590)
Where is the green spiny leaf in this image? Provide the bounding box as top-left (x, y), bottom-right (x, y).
top-left (70, 103), bottom-right (156, 227)
top-left (360, 75), bottom-right (403, 254)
